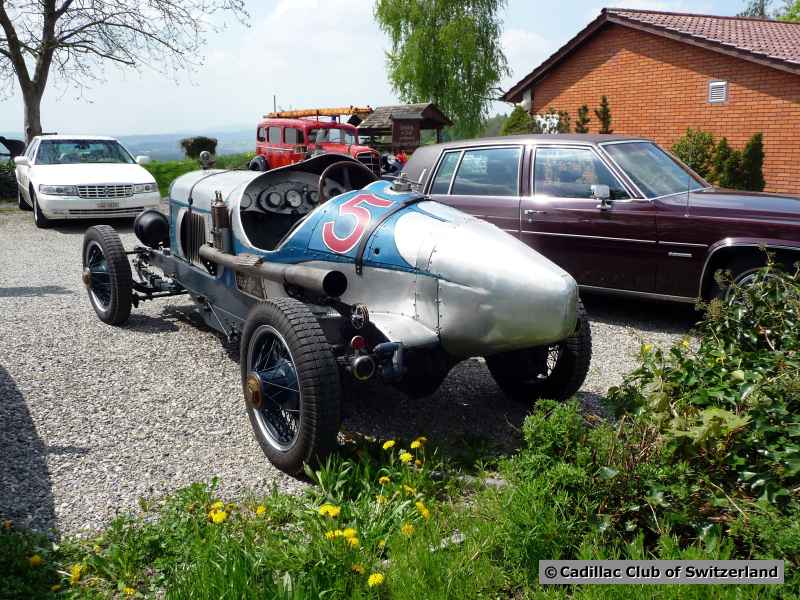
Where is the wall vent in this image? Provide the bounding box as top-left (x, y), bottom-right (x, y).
top-left (709, 80), bottom-right (728, 104)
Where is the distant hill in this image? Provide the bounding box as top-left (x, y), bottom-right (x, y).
top-left (0, 128), bottom-right (255, 161)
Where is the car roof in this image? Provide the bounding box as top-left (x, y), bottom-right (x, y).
top-left (258, 118), bottom-right (356, 129)
top-left (432, 133), bottom-right (650, 148)
top-left (35, 134), bottom-right (119, 141)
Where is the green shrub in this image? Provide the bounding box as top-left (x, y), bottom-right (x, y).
top-left (741, 132), bottom-right (766, 192)
top-left (575, 104), bottom-right (591, 133)
top-left (711, 136), bottom-right (733, 185)
top-left (0, 159), bottom-right (16, 200)
top-left (672, 128), bottom-right (715, 180)
top-left (595, 95), bottom-right (613, 134)
top-left (500, 105), bottom-right (533, 135)
top-left (719, 147), bottom-right (744, 189)
top-left (179, 136), bottom-right (218, 159)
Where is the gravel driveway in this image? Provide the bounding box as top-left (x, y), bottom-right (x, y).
top-left (0, 208), bottom-right (696, 535)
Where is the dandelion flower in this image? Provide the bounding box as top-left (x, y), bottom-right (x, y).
top-left (414, 436), bottom-right (427, 446)
top-left (351, 563), bottom-right (365, 575)
top-left (378, 539), bottom-right (386, 549)
top-left (415, 459), bottom-right (422, 468)
top-left (402, 484), bottom-right (416, 496)
top-left (367, 572), bottom-right (385, 588)
top-left (382, 440), bottom-right (396, 451)
top-left (28, 554), bottom-right (43, 568)
top-left (415, 501), bottom-right (430, 520)
top-left (69, 563), bottom-right (83, 586)
top-left (318, 504), bottom-right (341, 518)
top-left (399, 451), bottom-right (413, 464)
top-left (401, 522), bottom-right (414, 537)
top-left (210, 501), bottom-right (224, 511)
top-left (325, 530), bottom-right (336, 540)
top-left (347, 537), bottom-right (360, 549)
top-left (210, 510), bottom-right (228, 524)
top-left (376, 494), bottom-right (387, 504)
top-left (342, 528), bottom-right (357, 539)
top-left (378, 475), bottom-right (391, 485)
top-left (642, 343), bottom-right (653, 353)
top-left (255, 505), bottom-right (266, 516)
top-left (410, 440), bottom-right (421, 449)
top-left (123, 587), bottom-right (136, 596)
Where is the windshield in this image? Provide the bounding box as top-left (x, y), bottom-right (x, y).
top-left (309, 127), bottom-right (357, 145)
top-left (36, 139), bottom-right (135, 165)
top-left (602, 141), bottom-right (707, 198)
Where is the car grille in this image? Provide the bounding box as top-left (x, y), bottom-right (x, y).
top-left (76, 184), bottom-right (134, 199)
top-left (68, 207), bottom-right (145, 216)
top-left (356, 152), bottom-right (380, 177)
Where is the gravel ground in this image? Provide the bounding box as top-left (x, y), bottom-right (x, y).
top-left (0, 207), bottom-right (696, 535)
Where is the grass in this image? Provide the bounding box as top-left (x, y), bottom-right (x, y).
top-left (2, 422), bottom-right (796, 599)
top-left (143, 152), bottom-right (254, 197)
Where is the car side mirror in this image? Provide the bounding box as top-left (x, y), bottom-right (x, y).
top-left (135, 155), bottom-right (151, 165)
top-left (14, 156), bottom-right (30, 167)
top-left (592, 184), bottom-right (612, 210)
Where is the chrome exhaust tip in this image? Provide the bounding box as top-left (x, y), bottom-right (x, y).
top-left (351, 355), bottom-right (376, 382)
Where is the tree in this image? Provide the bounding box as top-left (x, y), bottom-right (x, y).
top-left (779, 0), bottom-right (800, 20)
top-left (0, 1), bottom-right (246, 142)
top-left (575, 104), bottom-right (590, 133)
top-left (594, 95), bottom-right (613, 134)
top-left (499, 105), bottom-right (533, 136)
top-left (738, 0), bottom-right (772, 16)
top-left (374, 0), bottom-right (509, 138)
top-left (741, 132), bottom-right (766, 191)
top-left (672, 128), bottom-right (715, 180)
top-left (180, 136), bottom-right (218, 159)
top-left (711, 137), bottom-right (733, 184)
top-left (556, 110), bottom-right (571, 134)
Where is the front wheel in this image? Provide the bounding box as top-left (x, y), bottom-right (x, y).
top-left (82, 225), bottom-right (133, 325)
top-left (241, 299), bottom-right (341, 475)
top-left (18, 187), bottom-right (31, 211)
top-left (486, 300), bottom-right (592, 403)
top-left (32, 190), bottom-right (52, 228)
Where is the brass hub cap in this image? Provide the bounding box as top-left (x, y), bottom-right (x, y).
top-left (245, 372), bottom-right (263, 409)
top-left (81, 268), bottom-right (92, 288)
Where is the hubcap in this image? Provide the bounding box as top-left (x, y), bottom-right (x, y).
top-left (85, 241), bottom-right (112, 309)
top-left (247, 325), bottom-right (301, 452)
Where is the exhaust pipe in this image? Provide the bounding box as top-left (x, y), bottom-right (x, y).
top-left (198, 244), bottom-right (347, 298)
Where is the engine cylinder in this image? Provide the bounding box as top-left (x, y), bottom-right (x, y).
top-left (134, 209), bottom-right (170, 248)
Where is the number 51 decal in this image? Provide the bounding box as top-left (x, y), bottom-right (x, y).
top-left (322, 194), bottom-right (394, 254)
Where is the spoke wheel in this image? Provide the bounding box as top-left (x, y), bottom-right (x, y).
top-left (241, 299), bottom-right (341, 475)
top-left (82, 225), bottom-right (133, 325)
top-left (486, 299), bottom-right (592, 403)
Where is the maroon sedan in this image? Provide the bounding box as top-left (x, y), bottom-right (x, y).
top-left (403, 135), bottom-right (800, 302)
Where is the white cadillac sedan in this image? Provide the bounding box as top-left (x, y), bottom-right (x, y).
top-left (14, 135), bottom-right (160, 228)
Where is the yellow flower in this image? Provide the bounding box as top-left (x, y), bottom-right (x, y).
top-left (225, 503), bottom-right (237, 512)
top-left (410, 440), bottom-right (421, 449)
top-left (376, 494), bottom-right (387, 505)
top-left (325, 529), bottom-right (344, 540)
top-left (415, 459), bottom-right (422, 468)
top-left (402, 485), bottom-right (416, 496)
top-left (414, 436), bottom-right (428, 446)
top-left (209, 509), bottom-right (228, 524)
top-left (123, 587), bottom-right (136, 596)
top-left (50, 584), bottom-right (61, 592)
top-left (399, 451), bottom-right (413, 464)
top-left (378, 475), bottom-right (391, 485)
top-left (382, 440), bottom-right (396, 450)
top-left (347, 537), bottom-right (360, 549)
top-left (28, 554), bottom-right (44, 567)
top-left (415, 501), bottom-right (430, 520)
top-left (69, 563), bottom-right (83, 586)
top-left (351, 563), bottom-right (365, 575)
top-left (681, 338), bottom-right (691, 349)
top-left (210, 501), bottom-right (224, 511)
top-left (642, 343), bottom-right (653, 353)
top-left (367, 572), bottom-right (385, 588)
top-left (342, 527), bottom-right (357, 539)
top-left (378, 539), bottom-right (386, 549)
top-left (255, 505), bottom-right (266, 516)
top-left (319, 504), bottom-right (341, 518)
top-left (401, 522), bottom-right (414, 537)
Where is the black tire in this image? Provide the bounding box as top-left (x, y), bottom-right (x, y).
top-left (82, 225), bottom-right (133, 325)
top-left (486, 299), bottom-right (592, 403)
top-left (31, 189), bottom-right (51, 228)
top-left (708, 254), bottom-right (785, 301)
top-left (18, 186), bottom-right (31, 211)
top-left (248, 156), bottom-right (268, 172)
top-left (241, 298), bottom-right (341, 475)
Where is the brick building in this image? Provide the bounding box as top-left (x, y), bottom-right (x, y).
top-left (501, 9), bottom-right (800, 194)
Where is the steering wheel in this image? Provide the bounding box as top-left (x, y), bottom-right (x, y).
top-left (318, 160), bottom-right (379, 203)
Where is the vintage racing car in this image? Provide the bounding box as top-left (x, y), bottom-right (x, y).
top-left (81, 155), bottom-right (592, 474)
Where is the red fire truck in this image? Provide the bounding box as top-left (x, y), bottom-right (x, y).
top-left (249, 107), bottom-right (380, 176)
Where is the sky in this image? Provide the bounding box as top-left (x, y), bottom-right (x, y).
top-left (0, 0), bottom-right (738, 137)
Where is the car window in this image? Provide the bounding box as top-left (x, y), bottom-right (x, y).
top-left (268, 127), bottom-right (281, 144)
top-left (430, 151), bottom-right (461, 194)
top-left (285, 127), bottom-right (304, 144)
top-left (310, 128), bottom-right (356, 145)
top-left (26, 140), bottom-right (39, 161)
top-left (602, 141), bottom-right (706, 198)
top-left (257, 127), bottom-right (266, 142)
top-left (451, 147), bottom-right (521, 197)
top-left (534, 147), bottom-right (630, 199)
top-left (36, 140), bottom-right (134, 165)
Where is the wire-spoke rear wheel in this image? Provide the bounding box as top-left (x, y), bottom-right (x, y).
top-left (241, 299), bottom-right (341, 475)
top-left (82, 225), bottom-right (133, 325)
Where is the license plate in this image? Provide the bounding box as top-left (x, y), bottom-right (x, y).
top-left (96, 201), bottom-right (120, 209)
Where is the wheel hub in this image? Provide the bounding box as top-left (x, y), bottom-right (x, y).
top-left (81, 268), bottom-right (92, 288)
top-left (244, 372), bottom-right (263, 409)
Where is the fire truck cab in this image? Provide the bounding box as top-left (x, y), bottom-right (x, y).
top-left (250, 109), bottom-right (380, 177)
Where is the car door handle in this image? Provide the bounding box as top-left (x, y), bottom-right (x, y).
top-left (524, 209), bottom-right (547, 221)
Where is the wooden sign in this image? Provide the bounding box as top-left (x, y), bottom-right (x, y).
top-left (392, 119), bottom-right (420, 149)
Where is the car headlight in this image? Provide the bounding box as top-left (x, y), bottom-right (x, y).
top-left (134, 183), bottom-right (157, 194)
top-left (39, 184), bottom-right (77, 196)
